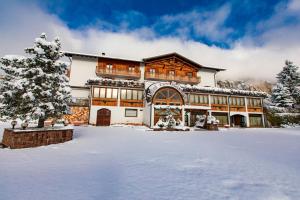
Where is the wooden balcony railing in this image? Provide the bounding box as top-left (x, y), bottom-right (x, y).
top-left (211, 104), bottom-right (228, 111)
top-left (92, 98), bottom-right (117, 106)
top-left (247, 106), bottom-right (263, 113)
top-left (120, 99), bottom-right (143, 107)
top-left (145, 72), bottom-right (200, 84)
top-left (96, 68), bottom-right (141, 79)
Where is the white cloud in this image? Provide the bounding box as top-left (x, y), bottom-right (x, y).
top-left (288, 0), bottom-right (300, 11)
top-left (154, 4), bottom-right (233, 41)
top-left (0, 0), bottom-right (300, 81)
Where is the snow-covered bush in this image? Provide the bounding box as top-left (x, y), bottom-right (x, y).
top-left (195, 115), bottom-right (206, 127)
top-left (0, 33), bottom-right (71, 127)
top-left (206, 116), bottom-right (219, 125)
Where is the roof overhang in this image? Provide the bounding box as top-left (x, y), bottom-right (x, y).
top-left (143, 52), bottom-right (226, 72)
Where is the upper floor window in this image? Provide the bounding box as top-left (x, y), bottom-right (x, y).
top-left (149, 68), bottom-right (156, 75)
top-left (121, 89), bottom-right (143, 100)
top-left (106, 64), bottom-right (113, 72)
top-left (168, 70), bottom-right (175, 77)
top-left (187, 72), bottom-right (193, 78)
top-left (128, 66), bottom-right (135, 73)
top-left (230, 97), bottom-right (245, 106)
top-left (93, 87), bottom-right (118, 99)
top-left (211, 95), bottom-right (228, 105)
top-left (189, 94), bottom-right (208, 104)
top-left (247, 98), bottom-right (261, 107)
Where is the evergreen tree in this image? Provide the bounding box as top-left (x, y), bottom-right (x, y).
top-left (0, 33), bottom-right (71, 127)
top-left (271, 60), bottom-right (300, 107)
top-left (271, 83), bottom-right (294, 107)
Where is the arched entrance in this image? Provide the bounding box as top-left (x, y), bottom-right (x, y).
top-left (231, 114), bottom-right (246, 127)
top-left (152, 87), bottom-right (184, 125)
top-left (96, 108), bottom-right (111, 126)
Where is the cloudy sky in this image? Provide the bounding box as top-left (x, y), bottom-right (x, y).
top-left (0, 0), bottom-right (300, 81)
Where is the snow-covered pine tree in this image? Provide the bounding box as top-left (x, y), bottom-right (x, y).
top-left (0, 33), bottom-right (71, 127)
top-left (0, 55), bottom-right (32, 120)
top-left (271, 83), bottom-right (294, 107)
top-left (276, 60), bottom-right (300, 105)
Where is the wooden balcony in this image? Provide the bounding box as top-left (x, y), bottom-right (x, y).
top-left (96, 68), bottom-right (141, 79)
top-left (92, 98), bottom-right (117, 106)
top-left (211, 104), bottom-right (228, 111)
top-left (145, 72), bottom-right (200, 84)
top-left (120, 99), bottom-right (143, 107)
top-left (229, 105), bottom-right (246, 112)
top-left (247, 106), bottom-right (263, 113)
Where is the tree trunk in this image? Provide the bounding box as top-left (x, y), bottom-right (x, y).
top-left (38, 118), bottom-right (45, 128)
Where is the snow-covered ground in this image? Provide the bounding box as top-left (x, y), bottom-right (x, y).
top-left (1, 125), bottom-right (300, 200)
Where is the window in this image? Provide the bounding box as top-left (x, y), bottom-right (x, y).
top-left (132, 90), bottom-right (138, 100)
top-left (138, 91), bottom-right (143, 100)
top-left (121, 89), bottom-right (143, 100)
top-left (129, 66), bottom-right (135, 73)
top-left (121, 89), bottom-right (126, 99)
top-left (153, 87), bottom-right (183, 105)
top-left (112, 89), bottom-right (118, 99)
top-left (189, 94), bottom-right (209, 104)
top-left (230, 97), bottom-right (245, 106)
top-left (93, 87), bottom-right (118, 99)
top-left (106, 64), bottom-right (113, 72)
top-left (248, 98), bottom-right (261, 107)
top-left (106, 88), bottom-right (112, 98)
top-left (125, 109), bottom-right (138, 117)
top-left (100, 88), bottom-right (106, 98)
top-left (93, 87), bottom-right (99, 97)
top-left (187, 72), bottom-right (193, 78)
top-left (212, 112), bottom-right (228, 125)
top-left (211, 95), bottom-right (227, 105)
top-left (150, 68), bottom-right (155, 74)
top-left (249, 114), bottom-right (263, 127)
top-left (126, 90), bottom-right (132, 99)
top-left (169, 70), bottom-right (175, 77)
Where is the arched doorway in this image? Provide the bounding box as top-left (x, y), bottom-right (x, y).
top-left (96, 109), bottom-right (111, 126)
top-left (231, 114), bottom-right (246, 127)
top-left (152, 87), bottom-right (184, 125)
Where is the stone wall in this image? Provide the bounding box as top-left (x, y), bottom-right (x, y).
top-left (2, 128), bottom-right (73, 149)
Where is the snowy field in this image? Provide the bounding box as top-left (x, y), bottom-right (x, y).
top-left (1, 125), bottom-right (300, 200)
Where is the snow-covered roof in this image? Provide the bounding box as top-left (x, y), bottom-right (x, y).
top-left (179, 84), bottom-right (268, 97)
top-left (145, 82), bottom-right (267, 103)
top-left (64, 51), bottom-right (141, 63)
top-left (86, 77), bottom-right (144, 88)
top-left (64, 51), bottom-right (225, 71)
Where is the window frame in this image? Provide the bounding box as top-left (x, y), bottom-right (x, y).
top-left (125, 108), bottom-right (138, 117)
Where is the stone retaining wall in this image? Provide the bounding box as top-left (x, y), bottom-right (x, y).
top-left (2, 128), bottom-right (73, 149)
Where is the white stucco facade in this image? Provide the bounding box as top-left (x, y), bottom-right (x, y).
top-left (89, 106), bottom-right (144, 125)
top-left (69, 56), bottom-right (98, 87)
top-left (197, 69), bottom-right (217, 87)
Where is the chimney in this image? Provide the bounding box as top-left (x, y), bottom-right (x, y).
top-left (101, 52), bottom-right (106, 56)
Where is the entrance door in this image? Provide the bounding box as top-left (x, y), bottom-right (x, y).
top-left (231, 115), bottom-right (246, 127)
top-left (96, 109), bottom-right (111, 126)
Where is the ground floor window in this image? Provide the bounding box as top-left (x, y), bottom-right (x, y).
top-left (125, 109), bottom-right (138, 117)
top-left (212, 112), bottom-right (228, 126)
top-left (249, 114), bottom-right (263, 127)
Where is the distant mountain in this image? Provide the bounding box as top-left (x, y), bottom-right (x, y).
top-left (217, 79), bottom-right (274, 94)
